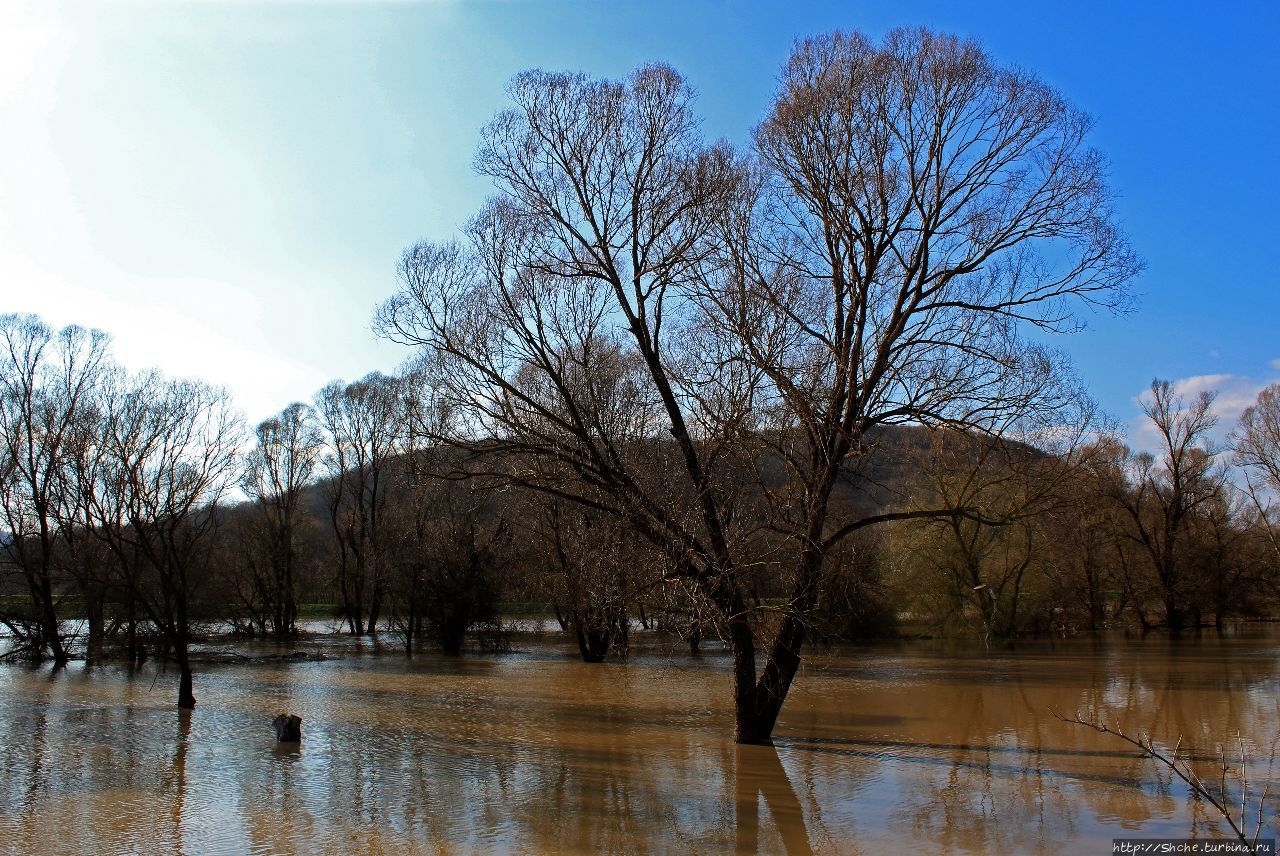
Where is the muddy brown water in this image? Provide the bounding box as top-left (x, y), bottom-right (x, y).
top-left (1, 627), bottom-right (1278, 854)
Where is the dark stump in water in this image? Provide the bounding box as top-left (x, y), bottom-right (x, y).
top-left (272, 714), bottom-right (302, 742)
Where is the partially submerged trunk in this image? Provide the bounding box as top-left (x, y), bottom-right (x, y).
top-left (366, 587), bottom-right (382, 638)
top-left (177, 655), bottom-right (196, 709)
top-left (574, 625), bottom-right (609, 663)
top-left (726, 477), bottom-right (833, 745)
top-left (28, 571), bottom-right (67, 666)
top-left (733, 619), bottom-right (807, 745)
top-left (552, 603), bottom-right (569, 633)
top-left (570, 608), bottom-right (628, 663)
top-left (84, 594), bottom-right (105, 664)
top-left (1164, 596), bottom-right (1186, 633)
top-left (712, 579), bottom-right (795, 745)
top-left (125, 598), bottom-right (146, 664)
top-left (439, 626), bottom-right (465, 656)
top-left (174, 587), bottom-right (196, 709)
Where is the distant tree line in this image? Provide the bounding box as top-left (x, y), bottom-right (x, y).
top-left (1, 29), bottom-right (1276, 743)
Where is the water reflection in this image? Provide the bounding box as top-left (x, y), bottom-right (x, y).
top-left (0, 630), bottom-right (1277, 853)
top-left (735, 744), bottom-right (813, 855)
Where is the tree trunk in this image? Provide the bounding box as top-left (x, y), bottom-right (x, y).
top-left (366, 591), bottom-right (381, 638)
top-left (33, 573), bottom-right (66, 665)
top-left (85, 593), bottom-right (104, 664)
top-left (174, 582), bottom-right (196, 708)
top-left (177, 656), bottom-right (196, 709)
top-left (728, 618), bottom-right (778, 745)
top-left (283, 561), bottom-right (297, 637)
top-left (126, 599), bottom-right (144, 664)
top-left (441, 629), bottom-right (464, 656)
top-left (732, 510), bottom-right (829, 745)
top-left (574, 621), bottom-right (609, 663)
top-left (1164, 595), bottom-right (1185, 633)
top-left (734, 626), bottom-right (805, 746)
top-left (1087, 579), bottom-right (1103, 633)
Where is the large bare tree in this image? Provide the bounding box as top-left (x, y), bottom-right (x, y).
top-left (82, 371), bottom-right (242, 707)
top-left (378, 30), bottom-right (1137, 742)
top-left (0, 314), bottom-right (111, 663)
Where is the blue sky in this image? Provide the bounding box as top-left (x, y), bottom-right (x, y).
top-left (2, 0), bottom-right (1277, 442)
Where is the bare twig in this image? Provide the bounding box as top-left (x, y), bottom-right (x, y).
top-left (1053, 709), bottom-right (1276, 851)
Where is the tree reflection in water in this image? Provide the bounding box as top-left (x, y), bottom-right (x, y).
top-left (735, 744), bottom-right (813, 855)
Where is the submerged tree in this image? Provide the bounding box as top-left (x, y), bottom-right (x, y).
top-left (1111, 380), bottom-right (1226, 631)
top-left (1234, 383), bottom-right (1280, 569)
top-left (1040, 437), bottom-right (1131, 632)
top-left (241, 403), bottom-right (324, 638)
top-left (378, 29), bottom-right (1137, 742)
top-left (408, 477), bottom-right (509, 656)
top-left (0, 314), bottom-right (111, 664)
top-left (316, 373), bottom-right (403, 636)
top-left (82, 371), bottom-right (241, 707)
top-left (530, 496), bottom-right (651, 662)
top-left (897, 380), bottom-right (1108, 639)
top-left (382, 478), bottom-right (512, 657)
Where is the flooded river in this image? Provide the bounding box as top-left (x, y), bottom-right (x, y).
top-left (1, 627), bottom-right (1277, 854)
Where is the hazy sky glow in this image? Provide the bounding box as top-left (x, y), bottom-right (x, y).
top-left (2, 0), bottom-right (1277, 439)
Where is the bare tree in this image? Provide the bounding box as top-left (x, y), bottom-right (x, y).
top-left (720, 27), bottom-right (1133, 733)
top-left (316, 373), bottom-right (403, 636)
top-left (1234, 383), bottom-right (1280, 567)
top-left (1235, 383), bottom-right (1280, 493)
top-left (0, 313), bottom-right (111, 663)
top-left (82, 371), bottom-right (242, 708)
top-left (378, 30), bottom-right (1136, 743)
top-left (241, 402), bottom-right (323, 638)
top-left (1035, 437), bottom-right (1130, 631)
top-left (1194, 489), bottom-right (1273, 626)
top-left (414, 478), bottom-right (510, 655)
top-left (897, 371), bottom-right (1106, 639)
top-left (529, 496), bottom-right (655, 662)
top-left (1111, 380), bottom-right (1226, 631)
top-left (382, 486), bottom-right (433, 655)
top-left (382, 368), bottom-right (453, 655)
top-left (900, 445), bottom-right (1053, 641)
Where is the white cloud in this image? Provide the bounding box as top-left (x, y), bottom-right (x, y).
top-left (1170, 373), bottom-right (1263, 415)
top-left (1128, 371), bottom-right (1280, 455)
